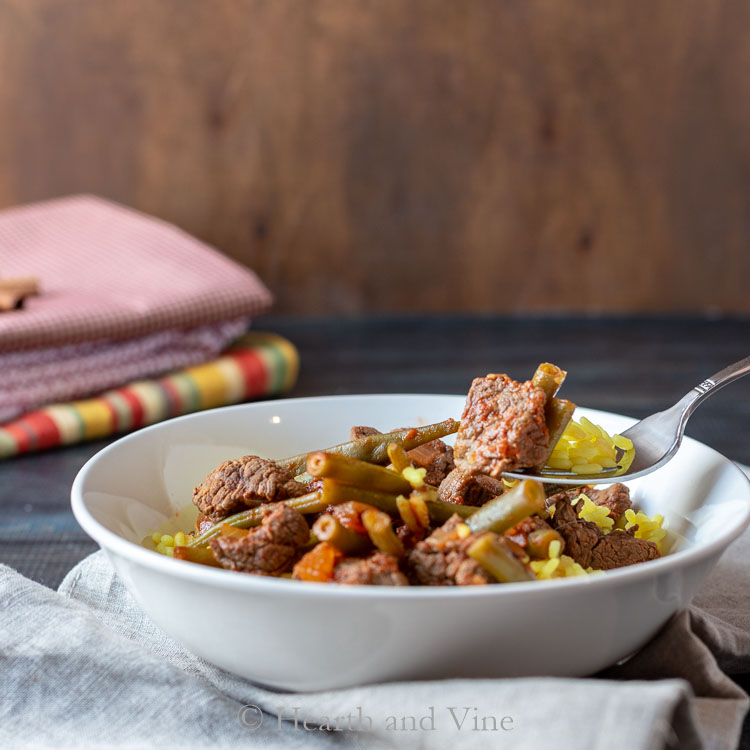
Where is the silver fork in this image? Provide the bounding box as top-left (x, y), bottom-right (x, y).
top-left (502, 355), bottom-right (750, 486)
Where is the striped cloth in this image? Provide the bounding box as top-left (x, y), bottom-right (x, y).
top-left (0, 332), bottom-right (298, 459)
top-left (0, 319), bottom-right (249, 423)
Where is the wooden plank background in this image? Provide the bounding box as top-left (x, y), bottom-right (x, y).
top-left (0, 0), bottom-right (748, 315)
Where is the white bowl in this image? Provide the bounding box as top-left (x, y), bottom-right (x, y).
top-left (71, 395), bottom-right (750, 691)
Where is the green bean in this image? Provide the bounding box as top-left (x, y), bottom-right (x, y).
top-left (188, 490), bottom-right (325, 547)
top-left (532, 363), bottom-right (567, 402)
top-left (546, 398), bottom-right (575, 444)
top-left (423, 497), bottom-right (476, 525)
top-left (387, 442), bottom-right (412, 473)
top-left (361, 508), bottom-right (404, 557)
top-left (312, 514), bottom-right (372, 556)
top-left (320, 479), bottom-right (476, 523)
top-left (467, 479), bottom-right (546, 534)
top-left (538, 397), bottom-right (576, 467)
top-left (306, 451), bottom-right (412, 495)
top-left (173, 545), bottom-right (223, 567)
top-left (526, 528), bottom-right (565, 559)
top-left (319, 480), bottom-right (404, 514)
top-left (276, 418), bottom-right (460, 476)
top-left (467, 533), bottom-right (536, 583)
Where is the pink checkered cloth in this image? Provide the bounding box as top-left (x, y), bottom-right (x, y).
top-left (0, 195), bottom-right (273, 421)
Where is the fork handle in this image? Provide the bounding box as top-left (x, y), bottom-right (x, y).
top-left (682, 354), bottom-right (750, 415)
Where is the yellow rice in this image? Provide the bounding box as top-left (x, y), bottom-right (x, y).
top-left (530, 554), bottom-right (592, 579)
top-left (150, 530), bottom-right (192, 556)
top-left (620, 508), bottom-right (667, 550)
top-left (573, 493), bottom-right (615, 532)
top-left (546, 416), bottom-right (635, 476)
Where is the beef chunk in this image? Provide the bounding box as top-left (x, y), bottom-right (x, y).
top-left (504, 515), bottom-right (551, 548)
top-left (349, 425), bottom-right (382, 440)
top-left (585, 483), bottom-right (631, 522)
top-left (407, 515), bottom-right (493, 586)
top-left (333, 552), bottom-right (409, 586)
top-left (210, 504), bottom-right (310, 575)
top-left (437, 467), bottom-right (506, 507)
top-left (589, 530), bottom-right (660, 570)
top-left (547, 491), bottom-right (659, 570)
top-left (546, 484), bottom-right (632, 523)
top-left (547, 495), bottom-right (602, 568)
top-left (454, 374), bottom-right (549, 477)
top-left (545, 486), bottom-right (584, 511)
top-left (193, 455), bottom-right (307, 522)
top-left (407, 439), bottom-right (455, 486)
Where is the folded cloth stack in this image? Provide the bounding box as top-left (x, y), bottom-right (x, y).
top-left (0, 195), bottom-right (297, 458)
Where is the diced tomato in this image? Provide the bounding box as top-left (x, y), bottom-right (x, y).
top-left (292, 542), bottom-right (343, 582)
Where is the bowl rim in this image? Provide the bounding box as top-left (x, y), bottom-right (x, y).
top-left (71, 393), bottom-right (750, 600)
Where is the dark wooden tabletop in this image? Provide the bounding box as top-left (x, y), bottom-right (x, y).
top-left (1, 314), bottom-right (748, 589)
